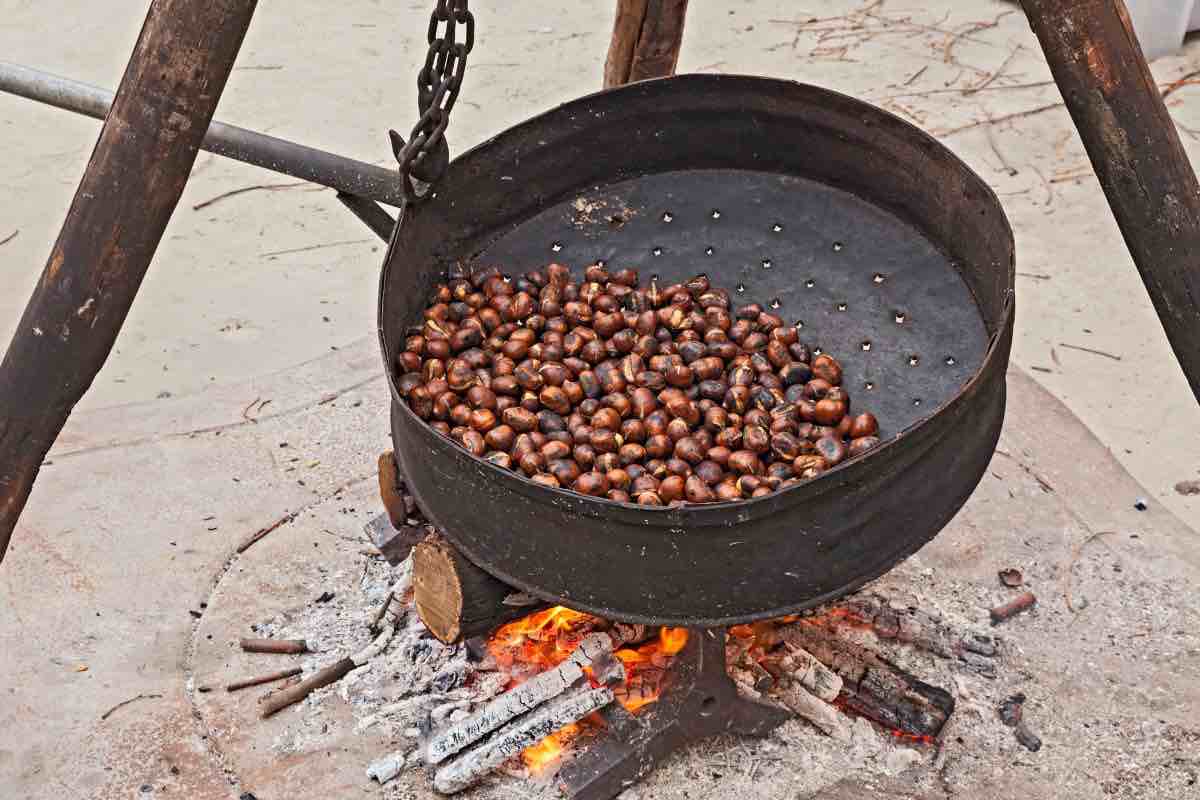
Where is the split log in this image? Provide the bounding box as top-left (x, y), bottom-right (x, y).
top-left (412, 534), bottom-right (550, 644)
top-left (604, 0), bottom-right (689, 89)
top-left (425, 632), bottom-right (613, 765)
top-left (433, 685), bottom-right (615, 795)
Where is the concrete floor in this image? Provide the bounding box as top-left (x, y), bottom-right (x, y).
top-left (1, 1), bottom-right (1199, 798)
top-left (0, 0), bottom-right (1198, 527)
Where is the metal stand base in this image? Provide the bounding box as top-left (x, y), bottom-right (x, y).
top-left (559, 628), bottom-right (790, 800)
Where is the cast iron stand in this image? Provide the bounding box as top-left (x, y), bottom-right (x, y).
top-left (559, 628), bottom-right (790, 800)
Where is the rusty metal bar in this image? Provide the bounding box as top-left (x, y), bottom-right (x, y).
top-left (0, 61), bottom-right (406, 208)
top-left (1021, 0), bottom-right (1200, 403)
top-left (0, 0), bottom-right (258, 563)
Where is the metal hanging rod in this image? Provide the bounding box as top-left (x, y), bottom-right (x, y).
top-left (0, 61), bottom-right (406, 207)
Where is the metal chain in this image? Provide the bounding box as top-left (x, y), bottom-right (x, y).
top-left (392, 0), bottom-right (474, 203)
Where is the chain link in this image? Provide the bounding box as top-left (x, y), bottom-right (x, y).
top-left (393, 0), bottom-right (474, 203)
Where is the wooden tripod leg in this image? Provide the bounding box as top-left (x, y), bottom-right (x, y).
top-left (0, 0), bottom-right (258, 563)
top-left (1022, 0), bottom-right (1200, 403)
top-left (604, 0), bottom-right (690, 88)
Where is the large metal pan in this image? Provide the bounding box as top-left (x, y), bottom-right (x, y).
top-left (379, 74), bottom-right (1014, 627)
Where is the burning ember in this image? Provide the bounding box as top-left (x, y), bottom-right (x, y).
top-left (487, 605), bottom-right (690, 770)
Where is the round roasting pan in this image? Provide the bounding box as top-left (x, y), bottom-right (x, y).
top-left (379, 75), bottom-right (1014, 627)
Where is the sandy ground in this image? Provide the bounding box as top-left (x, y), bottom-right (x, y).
top-left (1, 1), bottom-right (1198, 529)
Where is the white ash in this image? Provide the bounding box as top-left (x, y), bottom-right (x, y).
top-left (254, 544), bottom-right (1037, 800)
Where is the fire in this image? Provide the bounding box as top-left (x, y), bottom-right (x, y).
top-left (487, 607), bottom-right (691, 771)
top-left (522, 723), bottom-right (580, 772)
top-left (659, 626), bottom-right (689, 655)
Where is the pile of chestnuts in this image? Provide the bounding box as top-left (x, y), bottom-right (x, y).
top-left (396, 262), bottom-right (881, 506)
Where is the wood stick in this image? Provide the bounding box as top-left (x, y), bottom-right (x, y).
top-left (433, 686), bottom-right (615, 794)
top-left (226, 667), bottom-right (303, 692)
top-left (990, 591), bottom-right (1037, 625)
top-left (605, 0), bottom-right (649, 87)
top-left (1021, 0), bottom-right (1200, 403)
top-left (425, 632), bottom-right (613, 765)
top-left (776, 639), bottom-right (844, 702)
top-left (239, 638), bottom-right (308, 655)
top-left (260, 657), bottom-right (356, 718)
top-left (0, 0), bottom-right (257, 564)
top-left (773, 681), bottom-right (852, 741)
top-left (413, 534), bottom-right (550, 643)
top-left (604, 0), bottom-right (689, 89)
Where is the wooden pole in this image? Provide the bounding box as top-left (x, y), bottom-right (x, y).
top-left (0, 0), bottom-right (257, 563)
top-left (604, 0), bottom-right (689, 88)
top-left (1021, 0), bottom-right (1200, 404)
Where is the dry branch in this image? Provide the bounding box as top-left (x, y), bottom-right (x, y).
top-left (260, 657), bottom-right (356, 718)
top-left (226, 666), bottom-right (303, 692)
top-left (240, 638), bottom-right (308, 655)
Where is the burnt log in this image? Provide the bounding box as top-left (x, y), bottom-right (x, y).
top-left (412, 533), bottom-right (551, 644)
top-left (426, 632), bottom-right (616, 765)
top-left (0, 0), bottom-right (258, 563)
top-left (781, 621), bottom-right (954, 739)
top-left (433, 685), bottom-right (615, 795)
top-left (604, 0), bottom-right (689, 89)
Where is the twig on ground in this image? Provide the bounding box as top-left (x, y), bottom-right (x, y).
top-left (943, 12), bottom-right (1013, 65)
top-left (985, 121), bottom-right (1019, 176)
top-left (240, 395), bottom-right (261, 422)
top-left (936, 101), bottom-right (1065, 137)
top-left (192, 180), bottom-right (315, 211)
top-left (964, 45), bottom-right (1022, 95)
top-left (1016, 272), bottom-right (1051, 280)
top-left (1161, 68), bottom-right (1200, 99)
top-left (100, 693), bottom-right (162, 721)
top-left (1058, 342), bottom-right (1121, 361)
top-left (903, 65), bottom-right (928, 86)
top-left (227, 667), bottom-right (303, 692)
top-left (236, 511), bottom-right (300, 554)
top-left (0, 230), bottom-right (18, 247)
top-left (260, 239), bottom-right (372, 259)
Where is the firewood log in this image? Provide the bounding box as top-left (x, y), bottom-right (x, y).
top-left (412, 534), bottom-right (551, 643)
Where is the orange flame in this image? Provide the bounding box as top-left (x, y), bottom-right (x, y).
top-left (660, 627), bottom-right (689, 655)
top-left (487, 607), bottom-right (691, 771)
top-left (522, 723), bottom-right (580, 772)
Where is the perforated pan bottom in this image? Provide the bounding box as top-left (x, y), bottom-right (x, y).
top-left (479, 169), bottom-right (987, 435)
